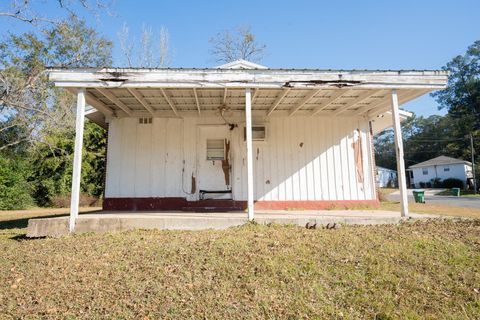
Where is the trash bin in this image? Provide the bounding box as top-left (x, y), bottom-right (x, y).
top-left (451, 188), bottom-right (461, 197)
top-left (412, 190), bottom-right (425, 203)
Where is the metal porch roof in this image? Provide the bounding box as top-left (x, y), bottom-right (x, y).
top-left (48, 62), bottom-right (448, 121)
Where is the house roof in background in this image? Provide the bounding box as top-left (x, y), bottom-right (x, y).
top-left (408, 155), bottom-right (472, 169)
top-left (377, 166), bottom-right (397, 172)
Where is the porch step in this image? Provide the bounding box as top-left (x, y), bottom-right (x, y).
top-left (182, 200), bottom-right (246, 212)
top-left (181, 207), bottom-right (244, 213)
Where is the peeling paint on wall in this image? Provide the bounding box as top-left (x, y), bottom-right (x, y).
top-left (221, 139), bottom-right (231, 185)
top-left (191, 174), bottom-right (196, 194)
top-left (352, 128), bottom-right (364, 183)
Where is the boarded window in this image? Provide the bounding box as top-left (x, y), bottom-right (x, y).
top-left (207, 139), bottom-right (225, 160)
top-left (422, 168), bottom-right (428, 175)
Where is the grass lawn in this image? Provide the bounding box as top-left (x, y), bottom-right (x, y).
top-left (377, 187), bottom-right (480, 219)
top-left (380, 201), bottom-right (480, 219)
top-left (435, 189), bottom-right (480, 197)
top-left (0, 210), bottom-right (479, 319)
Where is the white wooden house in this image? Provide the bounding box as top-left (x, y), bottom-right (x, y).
top-left (408, 155), bottom-right (473, 188)
top-left (48, 60), bottom-right (448, 232)
top-left (376, 166), bottom-right (398, 188)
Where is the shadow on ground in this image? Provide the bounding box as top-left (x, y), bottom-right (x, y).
top-left (0, 210), bottom-right (102, 231)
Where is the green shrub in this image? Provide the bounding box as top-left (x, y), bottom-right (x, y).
top-left (442, 178), bottom-right (464, 189)
top-left (0, 155), bottom-right (33, 210)
top-left (29, 121), bottom-right (106, 206)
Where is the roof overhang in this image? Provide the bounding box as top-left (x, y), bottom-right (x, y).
top-left (48, 67), bottom-right (448, 126)
top-left (371, 109), bottom-right (413, 135)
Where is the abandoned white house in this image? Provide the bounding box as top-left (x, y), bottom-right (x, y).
top-left (48, 60), bottom-right (448, 232)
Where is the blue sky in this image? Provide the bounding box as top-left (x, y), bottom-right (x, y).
top-left (2, 0), bottom-right (479, 116)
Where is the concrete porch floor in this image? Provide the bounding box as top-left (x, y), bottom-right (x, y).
top-left (26, 210), bottom-right (440, 238)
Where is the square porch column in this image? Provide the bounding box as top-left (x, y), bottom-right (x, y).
top-left (390, 89), bottom-right (409, 217)
top-left (69, 88), bottom-right (86, 232)
top-left (245, 88), bottom-right (255, 220)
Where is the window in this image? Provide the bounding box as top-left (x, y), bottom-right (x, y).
top-left (206, 139), bottom-right (225, 160)
top-left (444, 166), bottom-right (450, 172)
top-left (139, 117), bottom-right (152, 124)
top-left (244, 125), bottom-right (267, 141)
top-left (422, 168), bottom-right (428, 175)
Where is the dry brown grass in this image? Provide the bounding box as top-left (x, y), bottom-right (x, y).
top-left (0, 210), bottom-right (479, 319)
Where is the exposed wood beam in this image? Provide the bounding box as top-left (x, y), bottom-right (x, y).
top-left (127, 88), bottom-right (155, 116)
top-left (66, 88), bottom-right (114, 117)
top-left (351, 91), bottom-right (389, 116)
top-left (360, 99), bottom-right (393, 117)
top-left (289, 89), bottom-right (321, 116)
top-left (367, 90), bottom-right (428, 118)
top-left (115, 109), bottom-right (358, 118)
top-left (160, 88), bottom-right (180, 117)
top-left (310, 90), bottom-right (346, 116)
top-left (85, 93), bottom-right (114, 117)
top-left (193, 88), bottom-right (201, 115)
top-left (333, 89), bottom-right (382, 116)
top-left (96, 88), bottom-right (133, 116)
top-left (266, 88), bottom-right (290, 117)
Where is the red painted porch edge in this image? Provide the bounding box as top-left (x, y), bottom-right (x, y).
top-left (103, 198), bottom-right (379, 211)
top-left (254, 200), bottom-right (379, 210)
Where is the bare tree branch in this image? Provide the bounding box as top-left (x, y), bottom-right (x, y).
top-left (117, 23), bottom-right (171, 68)
top-left (0, 0), bottom-right (114, 25)
top-left (209, 25), bottom-right (267, 63)
top-left (117, 22), bottom-right (133, 67)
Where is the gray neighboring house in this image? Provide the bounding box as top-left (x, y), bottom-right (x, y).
top-left (376, 166), bottom-right (398, 188)
top-left (408, 155), bottom-right (473, 188)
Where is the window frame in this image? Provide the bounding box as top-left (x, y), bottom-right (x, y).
top-left (206, 139), bottom-right (226, 161)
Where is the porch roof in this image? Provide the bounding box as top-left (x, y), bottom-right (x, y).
top-left (48, 60), bottom-right (448, 123)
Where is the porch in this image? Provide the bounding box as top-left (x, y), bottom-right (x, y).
top-left (47, 60), bottom-right (448, 234)
top-left (26, 210), bottom-right (439, 238)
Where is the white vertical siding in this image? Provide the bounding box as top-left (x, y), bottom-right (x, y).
top-left (135, 119), bottom-right (152, 196)
top-left (105, 115), bottom-right (377, 201)
top-left (120, 118), bottom-right (136, 197)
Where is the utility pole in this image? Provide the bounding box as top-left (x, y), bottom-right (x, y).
top-left (471, 134), bottom-right (477, 194)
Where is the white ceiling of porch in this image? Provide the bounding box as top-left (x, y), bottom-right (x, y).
top-left (84, 87), bottom-right (430, 119)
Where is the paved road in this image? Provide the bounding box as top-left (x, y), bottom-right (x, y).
top-left (387, 189), bottom-right (480, 209)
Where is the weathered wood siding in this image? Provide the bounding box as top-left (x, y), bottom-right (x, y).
top-left (105, 116), bottom-right (376, 201)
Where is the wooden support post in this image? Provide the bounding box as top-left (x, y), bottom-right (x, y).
top-left (69, 88), bottom-right (86, 232)
top-left (245, 88), bottom-right (255, 221)
top-left (391, 89), bottom-right (409, 217)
